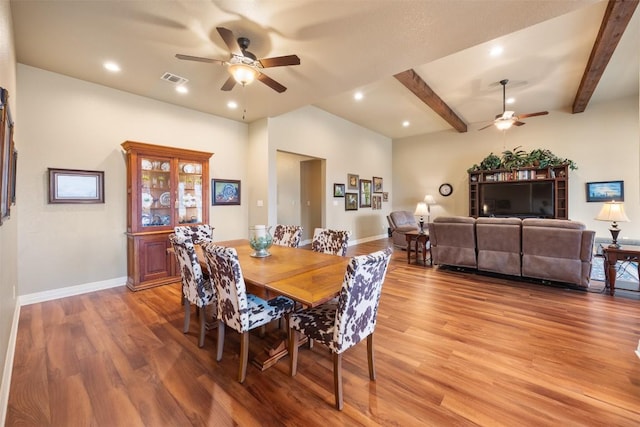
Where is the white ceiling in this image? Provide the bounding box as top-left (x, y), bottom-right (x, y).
top-left (10, 0), bottom-right (639, 139)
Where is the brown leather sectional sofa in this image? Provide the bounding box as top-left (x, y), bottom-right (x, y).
top-left (428, 216), bottom-right (595, 287)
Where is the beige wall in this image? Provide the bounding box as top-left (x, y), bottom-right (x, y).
top-left (392, 96), bottom-right (640, 240)
top-left (16, 65), bottom-right (247, 296)
top-left (266, 106), bottom-right (393, 241)
top-left (0, 0), bottom-right (17, 415)
top-left (276, 151), bottom-right (303, 230)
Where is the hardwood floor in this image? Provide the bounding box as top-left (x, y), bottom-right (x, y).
top-left (7, 239), bottom-right (640, 426)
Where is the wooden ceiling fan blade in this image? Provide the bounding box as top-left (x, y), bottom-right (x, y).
top-left (175, 54), bottom-right (225, 65)
top-left (216, 27), bottom-right (243, 56)
top-left (259, 55), bottom-right (301, 68)
top-left (478, 123), bottom-right (495, 131)
top-left (513, 121), bottom-right (526, 126)
top-left (221, 76), bottom-right (236, 91)
top-left (257, 72), bottom-right (287, 93)
top-left (518, 111), bottom-right (548, 119)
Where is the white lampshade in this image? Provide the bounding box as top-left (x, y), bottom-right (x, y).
top-left (595, 201), bottom-right (630, 223)
top-left (414, 202), bottom-right (429, 217)
top-left (228, 63), bottom-right (257, 85)
top-left (424, 194), bottom-right (436, 205)
top-left (495, 119), bottom-right (513, 131)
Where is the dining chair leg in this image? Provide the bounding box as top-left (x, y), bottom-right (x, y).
top-left (238, 331), bottom-right (249, 383)
top-left (198, 310), bottom-right (206, 348)
top-left (216, 321), bottom-right (225, 361)
top-left (367, 334), bottom-right (376, 380)
top-left (333, 352), bottom-right (343, 410)
top-left (289, 329), bottom-right (299, 376)
top-left (183, 301), bottom-right (190, 333)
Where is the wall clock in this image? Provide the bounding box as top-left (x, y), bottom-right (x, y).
top-left (439, 183), bottom-right (453, 197)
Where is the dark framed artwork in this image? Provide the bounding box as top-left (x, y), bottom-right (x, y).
top-left (0, 87), bottom-right (13, 223)
top-left (586, 181), bottom-right (624, 202)
top-left (345, 192), bottom-right (358, 211)
top-left (373, 176), bottom-right (383, 192)
top-left (347, 173), bottom-right (359, 190)
top-left (9, 142), bottom-right (16, 205)
top-left (212, 179), bottom-right (241, 205)
top-left (48, 168), bottom-right (105, 204)
top-left (382, 192), bottom-right (388, 202)
top-left (333, 183), bottom-right (345, 197)
top-left (372, 194), bottom-right (382, 210)
top-left (359, 178), bottom-right (372, 208)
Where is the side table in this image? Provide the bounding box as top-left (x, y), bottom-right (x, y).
top-left (405, 230), bottom-right (431, 266)
top-left (602, 245), bottom-right (640, 296)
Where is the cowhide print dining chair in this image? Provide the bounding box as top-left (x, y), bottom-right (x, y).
top-left (202, 243), bottom-right (295, 383)
top-left (168, 233), bottom-right (217, 348)
top-left (311, 228), bottom-right (351, 256)
top-left (174, 224), bottom-right (214, 245)
top-left (272, 224), bottom-right (303, 248)
top-left (288, 247), bottom-right (393, 410)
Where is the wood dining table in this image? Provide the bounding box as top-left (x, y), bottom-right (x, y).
top-left (197, 239), bottom-right (350, 307)
top-left (179, 239), bottom-right (351, 369)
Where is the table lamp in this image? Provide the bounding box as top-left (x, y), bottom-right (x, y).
top-left (414, 202), bottom-right (429, 234)
top-left (595, 201), bottom-right (630, 248)
top-left (424, 194), bottom-right (436, 223)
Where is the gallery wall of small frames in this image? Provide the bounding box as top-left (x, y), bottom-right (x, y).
top-left (335, 174), bottom-right (387, 211)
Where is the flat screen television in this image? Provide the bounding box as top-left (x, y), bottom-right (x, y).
top-left (480, 181), bottom-right (554, 218)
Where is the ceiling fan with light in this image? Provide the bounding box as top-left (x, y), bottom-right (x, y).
top-left (176, 27), bottom-right (300, 93)
top-left (478, 79), bottom-right (548, 131)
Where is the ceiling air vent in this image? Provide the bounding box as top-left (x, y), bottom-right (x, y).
top-left (160, 72), bottom-right (188, 85)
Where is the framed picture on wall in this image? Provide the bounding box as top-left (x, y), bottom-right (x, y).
top-left (345, 192), bottom-right (358, 211)
top-left (372, 194), bottom-right (382, 210)
top-left (212, 179), bottom-right (241, 205)
top-left (585, 180), bottom-right (624, 202)
top-left (373, 176), bottom-right (383, 192)
top-left (48, 168), bottom-right (105, 204)
top-left (359, 178), bottom-right (371, 208)
top-left (347, 173), bottom-right (359, 190)
top-left (333, 183), bottom-right (345, 197)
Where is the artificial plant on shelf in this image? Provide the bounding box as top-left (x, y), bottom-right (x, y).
top-left (467, 147), bottom-right (577, 172)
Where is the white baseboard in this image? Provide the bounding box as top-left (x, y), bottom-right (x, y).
top-left (19, 276), bottom-right (127, 306)
top-left (0, 301), bottom-right (20, 426)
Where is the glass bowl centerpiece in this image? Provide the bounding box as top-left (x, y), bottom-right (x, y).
top-left (249, 225), bottom-right (273, 257)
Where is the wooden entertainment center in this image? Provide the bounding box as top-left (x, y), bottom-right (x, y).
top-left (468, 164), bottom-right (569, 220)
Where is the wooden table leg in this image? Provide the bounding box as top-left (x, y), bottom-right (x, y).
top-left (606, 255), bottom-right (617, 296)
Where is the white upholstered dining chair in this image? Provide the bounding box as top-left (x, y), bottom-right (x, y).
top-left (288, 247), bottom-right (392, 409)
top-left (311, 228), bottom-right (351, 256)
top-left (168, 233), bottom-right (217, 348)
top-left (272, 224), bottom-right (303, 248)
top-left (202, 243), bottom-right (295, 383)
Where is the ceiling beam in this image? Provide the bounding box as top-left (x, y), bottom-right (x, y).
top-left (393, 69), bottom-right (468, 133)
top-left (572, 0), bottom-right (639, 113)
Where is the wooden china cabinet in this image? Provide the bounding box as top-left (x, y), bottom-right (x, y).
top-left (121, 141), bottom-right (213, 291)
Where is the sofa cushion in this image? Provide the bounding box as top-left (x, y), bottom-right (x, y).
top-left (389, 211), bottom-right (417, 228)
top-left (476, 217), bottom-right (522, 276)
top-left (521, 219), bottom-right (594, 287)
top-left (429, 216), bottom-right (477, 268)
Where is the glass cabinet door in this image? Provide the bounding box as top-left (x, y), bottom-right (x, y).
top-left (140, 157), bottom-right (172, 228)
top-left (177, 160), bottom-right (203, 224)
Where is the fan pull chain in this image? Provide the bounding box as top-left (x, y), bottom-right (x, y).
top-left (241, 83), bottom-right (247, 121)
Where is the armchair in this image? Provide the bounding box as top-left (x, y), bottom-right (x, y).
top-left (387, 211), bottom-right (419, 249)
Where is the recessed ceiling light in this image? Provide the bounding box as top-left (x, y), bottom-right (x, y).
top-left (506, 97), bottom-right (515, 104)
top-left (402, 120), bottom-right (410, 127)
top-left (354, 92), bottom-right (364, 101)
top-left (176, 85), bottom-right (188, 94)
top-left (227, 101), bottom-right (238, 109)
top-left (489, 46), bottom-right (503, 57)
top-left (103, 61), bottom-right (121, 72)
